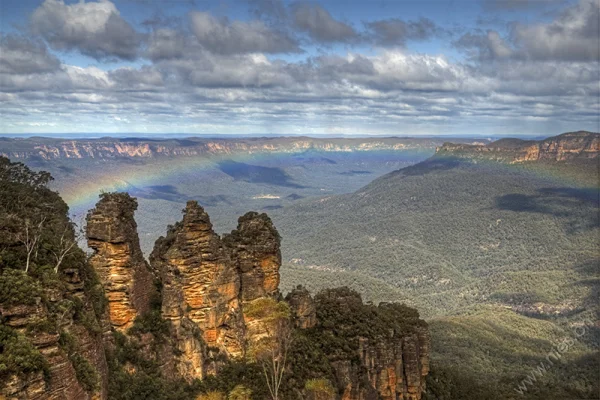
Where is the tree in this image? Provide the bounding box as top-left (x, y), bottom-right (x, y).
top-left (228, 385), bottom-right (252, 400)
top-left (18, 216), bottom-right (46, 272)
top-left (244, 297), bottom-right (292, 400)
top-left (50, 222), bottom-right (79, 273)
top-left (305, 379), bottom-right (336, 400)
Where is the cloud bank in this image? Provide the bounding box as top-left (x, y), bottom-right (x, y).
top-left (0, 0), bottom-right (597, 135)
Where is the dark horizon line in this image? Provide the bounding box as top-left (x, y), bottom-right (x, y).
top-left (1, 131), bottom-right (588, 140)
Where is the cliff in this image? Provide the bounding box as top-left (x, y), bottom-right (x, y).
top-left (308, 288), bottom-right (429, 400)
top-left (435, 131), bottom-right (599, 163)
top-left (0, 157), bottom-right (109, 400)
top-left (0, 137), bottom-right (480, 161)
top-left (86, 193), bottom-right (155, 332)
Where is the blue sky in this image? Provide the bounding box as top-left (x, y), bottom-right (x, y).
top-left (0, 0), bottom-right (597, 136)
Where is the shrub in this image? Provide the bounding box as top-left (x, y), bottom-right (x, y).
top-left (228, 385), bottom-right (252, 400)
top-left (0, 325), bottom-right (49, 383)
top-left (305, 378), bottom-right (336, 400)
top-left (0, 268), bottom-right (41, 306)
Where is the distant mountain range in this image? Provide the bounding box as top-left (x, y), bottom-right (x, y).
top-left (0, 136), bottom-right (488, 160)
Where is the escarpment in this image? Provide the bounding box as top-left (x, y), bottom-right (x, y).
top-left (436, 131), bottom-right (599, 163)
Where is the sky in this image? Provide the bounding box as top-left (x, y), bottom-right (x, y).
top-left (0, 0), bottom-right (598, 136)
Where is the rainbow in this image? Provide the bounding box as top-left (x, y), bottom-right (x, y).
top-left (54, 149), bottom-right (598, 219)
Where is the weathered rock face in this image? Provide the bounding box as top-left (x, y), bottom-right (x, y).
top-left (312, 289), bottom-right (430, 400)
top-left (223, 212), bottom-right (282, 346)
top-left (0, 301), bottom-right (87, 400)
top-left (86, 193), bottom-right (155, 332)
top-left (285, 285), bottom-right (317, 329)
top-left (0, 287), bottom-right (109, 400)
top-left (149, 204), bottom-right (283, 376)
top-left (436, 131), bottom-right (599, 163)
top-left (224, 212), bottom-right (281, 301)
top-left (339, 331), bottom-right (429, 400)
top-left (0, 137), bottom-right (454, 161)
top-left (150, 201), bottom-right (243, 379)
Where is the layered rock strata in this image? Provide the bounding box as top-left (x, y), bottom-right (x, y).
top-left (86, 193), bottom-right (154, 332)
top-left (436, 131), bottom-right (599, 163)
top-left (148, 202), bottom-right (282, 379)
top-left (285, 285), bottom-right (317, 329)
top-left (83, 194), bottom-right (430, 397)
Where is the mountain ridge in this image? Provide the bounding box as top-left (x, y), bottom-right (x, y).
top-left (436, 130), bottom-right (599, 163)
top-left (0, 136), bottom-right (488, 161)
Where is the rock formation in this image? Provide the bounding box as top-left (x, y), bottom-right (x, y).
top-left (341, 320), bottom-right (430, 400)
top-left (0, 269), bottom-right (109, 400)
top-left (86, 193), bottom-right (155, 332)
top-left (84, 195), bottom-right (431, 396)
top-left (148, 203), bottom-right (283, 379)
top-left (436, 131), bottom-right (599, 163)
top-left (150, 201), bottom-right (243, 379)
top-left (223, 212), bottom-right (282, 346)
top-left (312, 289), bottom-right (430, 400)
top-left (285, 285), bottom-right (317, 329)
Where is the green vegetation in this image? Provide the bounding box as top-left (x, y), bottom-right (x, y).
top-left (305, 379), bottom-right (336, 400)
top-left (274, 156), bottom-right (599, 399)
top-left (277, 158), bottom-right (598, 317)
top-left (426, 305), bottom-right (599, 400)
top-left (309, 287), bottom-right (424, 361)
top-left (245, 297), bottom-right (292, 400)
top-left (0, 268), bottom-right (42, 306)
top-left (0, 157), bottom-right (109, 392)
top-left (0, 325), bottom-right (49, 382)
top-left (227, 385), bottom-right (252, 400)
top-left (129, 310), bottom-right (170, 340)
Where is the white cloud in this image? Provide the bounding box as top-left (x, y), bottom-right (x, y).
top-left (30, 0), bottom-right (141, 60)
top-left (189, 11), bottom-right (299, 54)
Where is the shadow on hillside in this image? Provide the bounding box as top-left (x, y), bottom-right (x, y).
top-left (129, 184), bottom-right (231, 206)
top-left (218, 160), bottom-right (305, 188)
top-left (495, 187), bottom-right (599, 233)
top-left (392, 157), bottom-right (464, 177)
top-left (130, 184), bottom-right (187, 202)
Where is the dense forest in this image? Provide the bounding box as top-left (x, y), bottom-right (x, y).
top-left (275, 156), bottom-right (600, 399)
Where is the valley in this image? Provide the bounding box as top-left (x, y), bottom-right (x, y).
top-left (1, 136), bottom-right (471, 254)
top-left (0, 132), bottom-right (598, 399)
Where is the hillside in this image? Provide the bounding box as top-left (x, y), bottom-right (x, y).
top-left (273, 131), bottom-right (599, 399)
top-left (276, 156), bottom-right (599, 316)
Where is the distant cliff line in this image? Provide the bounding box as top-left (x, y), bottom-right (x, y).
top-left (0, 136), bottom-right (483, 160)
top-left (436, 131), bottom-right (600, 163)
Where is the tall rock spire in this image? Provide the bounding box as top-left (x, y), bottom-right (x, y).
top-left (86, 192), bottom-right (154, 332)
top-left (150, 201), bottom-right (245, 378)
